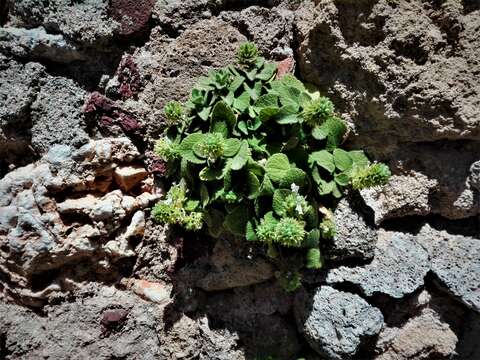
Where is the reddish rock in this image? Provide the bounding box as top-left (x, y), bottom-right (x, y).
top-left (84, 92), bottom-right (116, 113)
top-left (109, 0), bottom-right (156, 36)
top-left (276, 57), bottom-right (295, 79)
top-left (116, 55), bottom-right (141, 100)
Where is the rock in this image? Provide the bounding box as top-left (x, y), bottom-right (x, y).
top-left (220, 6), bottom-right (295, 58)
top-left (113, 164), bottom-right (148, 191)
top-left (295, 0), bottom-right (480, 150)
top-left (0, 26), bottom-right (86, 62)
top-left (295, 286), bottom-right (384, 360)
top-left (470, 160), bottom-right (480, 191)
top-left (416, 224), bottom-right (480, 312)
top-left (196, 238), bottom-right (274, 291)
top-left (0, 285), bottom-right (162, 359)
top-left (327, 195), bottom-right (377, 261)
top-left (31, 75), bottom-right (89, 155)
top-left (127, 278), bottom-right (171, 305)
top-left (327, 230), bottom-right (429, 298)
top-left (361, 143), bottom-right (480, 223)
top-left (109, 0), bottom-right (156, 36)
top-left (0, 58), bottom-right (44, 169)
top-left (375, 308), bottom-right (458, 360)
top-left (205, 282), bottom-right (299, 360)
top-left (0, 137), bottom-right (159, 306)
top-left (7, 0), bottom-right (120, 46)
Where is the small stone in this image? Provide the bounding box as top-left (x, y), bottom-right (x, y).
top-left (327, 230), bottom-right (429, 298)
top-left (295, 286), bottom-right (384, 360)
top-left (113, 165), bottom-right (148, 192)
top-left (129, 279), bottom-right (171, 305)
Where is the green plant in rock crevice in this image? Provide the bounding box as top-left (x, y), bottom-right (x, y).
top-left (153, 42), bottom-right (391, 292)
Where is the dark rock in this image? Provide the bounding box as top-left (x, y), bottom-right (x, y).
top-left (294, 286), bottom-right (384, 360)
top-left (327, 230), bottom-right (429, 298)
top-left (109, 0), bottom-right (155, 36)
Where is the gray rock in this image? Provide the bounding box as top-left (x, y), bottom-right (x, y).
top-left (220, 6), bottom-right (294, 58)
top-left (470, 160), bottom-right (480, 191)
top-left (361, 143), bottom-right (480, 224)
top-left (327, 230), bottom-right (430, 298)
top-left (30, 75), bottom-right (89, 154)
top-left (417, 224), bottom-right (480, 312)
top-left (0, 58), bottom-right (44, 168)
top-left (196, 238), bottom-right (274, 291)
top-left (0, 27), bottom-right (86, 63)
top-left (7, 0), bottom-right (120, 46)
top-left (295, 286), bottom-right (384, 360)
top-left (327, 195), bottom-right (377, 261)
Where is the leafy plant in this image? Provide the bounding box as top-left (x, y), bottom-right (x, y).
top-left (153, 42), bottom-right (391, 291)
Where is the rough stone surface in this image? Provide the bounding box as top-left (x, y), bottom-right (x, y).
top-left (376, 307), bottom-right (457, 360)
top-left (327, 195), bottom-right (377, 261)
top-left (327, 230), bottom-right (430, 298)
top-left (0, 138), bottom-right (160, 307)
top-left (416, 224), bottom-right (480, 312)
top-left (31, 75), bottom-right (90, 155)
top-left (295, 286), bottom-right (384, 360)
top-left (196, 238), bottom-right (274, 291)
top-left (296, 0), bottom-right (480, 150)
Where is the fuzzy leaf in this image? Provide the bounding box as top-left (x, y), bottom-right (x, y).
top-left (334, 172), bottom-right (350, 186)
top-left (258, 106), bottom-right (280, 122)
top-left (246, 221), bottom-right (258, 241)
top-left (306, 248), bottom-right (322, 269)
top-left (200, 183), bottom-right (209, 206)
top-left (223, 205), bottom-right (249, 236)
top-left (179, 133), bottom-right (206, 164)
top-left (259, 175), bottom-right (275, 196)
top-left (211, 101), bottom-right (236, 131)
top-left (198, 106), bottom-right (211, 121)
top-left (199, 166), bottom-right (223, 181)
top-left (275, 105), bottom-right (300, 124)
top-left (204, 209), bottom-right (224, 238)
top-left (255, 94), bottom-right (279, 109)
top-left (230, 140), bottom-right (250, 170)
top-left (265, 153), bottom-right (291, 182)
top-left (233, 91), bottom-right (250, 112)
top-left (256, 62), bottom-right (277, 80)
top-left (280, 167), bottom-right (307, 188)
top-left (247, 171), bottom-right (261, 199)
top-left (228, 75), bottom-right (244, 92)
top-left (224, 138), bottom-right (242, 157)
top-left (333, 149), bottom-right (353, 171)
top-left (272, 189), bottom-right (292, 217)
top-left (303, 229), bottom-right (320, 248)
top-left (309, 150), bottom-right (335, 173)
top-left (349, 150), bottom-right (370, 168)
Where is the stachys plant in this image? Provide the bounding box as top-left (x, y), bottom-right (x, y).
top-left (153, 42), bottom-right (390, 291)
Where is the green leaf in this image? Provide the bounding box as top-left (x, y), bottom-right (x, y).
top-left (272, 189), bottom-right (292, 217)
top-left (306, 248), bottom-right (322, 269)
top-left (309, 150), bottom-right (335, 173)
top-left (259, 175), bottom-right (275, 196)
top-left (334, 172), bottom-right (350, 186)
top-left (332, 182), bottom-right (342, 198)
top-left (228, 75), bottom-right (244, 92)
top-left (275, 105), bottom-right (300, 125)
top-left (317, 178), bottom-right (335, 195)
top-left (211, 120), bottom-right (228, 137)
top-left (265, 153), bottom-right (291, 182)
top-left (199, 166), bottom-right (223, 181)
top-left (204, 208), bottom-right (224, 238)
top-left (185, 200), bottom-right (199, 212)
top-left (303, 229), bottom-right (320, 248)
top-left (333, 149), bottom-right (353, 171)
top-left (233, 91), bottom-right (250, 112)
top-left (280, 74), bottom-right (306, 92)
top-left (247, 171), bottom-right (260, 199)
top-left (258, 106), bottom-right (280, 122)
top-left (349, 150), bottom-right (370, 168)
top-left (243, 82), bottom-right (262, 102)
top-left (246, 221), bottom-right (258, 241)
top-left (255, 94), bottom-right (279, 109)
top-left (200, 183), bottom-right (209, 206)
top-left (256, 62), bottom-right (277, 80)
top-left (237, 120), bottom-right (248, 135)
top-left (312, 125), bottom-right (327, 140)
top-left (179, 133), bottom-right (206, 164)
top-left (211, 101), bottom-right (236, 131)
top-left (224, 138), bottom-right (242, 157)
top-left (280, 167), bottom-right (307, 188)
top-left (223, 205), bottom-right (249, 236)
top-left (230, 140), bottom-right (250, 170)
top-left (198, 106), bottom-right (211, 121)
